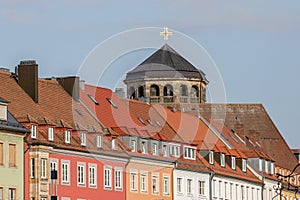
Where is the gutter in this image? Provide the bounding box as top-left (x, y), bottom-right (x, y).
top-left (209, 171), bottom-right (215, 200)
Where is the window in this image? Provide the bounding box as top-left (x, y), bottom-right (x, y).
top-left (96, 135), bottom-right (102, 148)
top-left (131, 140), bottom-right (136, 152)
top-left (163, 176), bottom-right (170, 195)
top-left (31, 125), bottom-right (37, 139)
top-left (8, 144), bottom-right (17, 167)
top-left (187, 179), bottom-right (192, 195)
top-left (177, 177), bottom-right (182, 193)
top-left (141, 141), bottom-right (146, 154)
top-left (88, 94), bottom-right (99, 105)
top-left (77, 163), bottom-right (86, 186)
top-left (209, 151), bottom-right (214, 164)
top-left (152, 143), bottom-right (158, 155)
top-left (61, 160), bottom-right (70, 184)
top-left (152, 174), bottom-right (159, 194)
top-left (88, 164), bottom-right (97, 188)
top-left (231, 156), bottom-right (236, 170)
top-left (220, 153), bottom-right (225, 167)
top-left (41, 158), bottom-right (47, 179)
top-left (112, 138), bottom-right (116, 150)
top-left (198, 181), bottom-right (205, 195)
top-left (8, 188), bottom-right (16, 200)
top-left (170, 144), bottom-right (180, 157)
top-left (184, 146), bottom-right (196, 160)
top-left (162, 144), bottom-right (168, 157)
top-left (48, 127), bottom-right (54, 141)
top-left (81, 133), bottom-right (86, 146)
top-left (225, 182), bottom-right (228, 199)
top-left (65, 130), bottom-right (70, 143)
top-left (0, 142), bottom-right (3, 166)
top-left (50, 160), bottom-right (57, 180)
top-left (130, 171), bottom-right (138, 191)
top-left (106, 98), bottom-right (118, 108)
top-left (242, 159), bottom-right (247, 172)
top-left (115, 168), bottom-right (122, 190)
top-left (241, 185), bottom-right (245, 200)
top-left (30, 158), bottom-right (35, 178)
top-left (270, 162), bottom-right (274, 174)
top-left (141, 172), bottom-right (148, 192)
top-left (104, 166), bottom-right (112, 189)
top-left (0, 187), bottom-right (3, 200)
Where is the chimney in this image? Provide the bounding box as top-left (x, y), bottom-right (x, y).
top-left (18, 60), bottom-right (39, 103)
top-left (0, 97), bottom-right (8, 121)
top-left (56, 76), bottom-right (80, 101)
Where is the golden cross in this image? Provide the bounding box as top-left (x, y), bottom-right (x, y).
top-left (160, 27), bottom-right (173, 41)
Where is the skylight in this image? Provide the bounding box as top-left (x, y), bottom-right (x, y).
top-left (75, 109), bottom-right (82, 116)
top-left (106, 98), bottom-right (117, 108)
top-left (138, 117), bottom-right (145, 125)
top-left (88, 94), bottom-right (99, 105)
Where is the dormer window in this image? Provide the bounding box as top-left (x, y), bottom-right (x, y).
top-left (265, 160), bottom-right (268, 173)
top-left (31, 125), bottom-right (37, 139)
top-left (270, 162), bottom-right (274, 175)
top-left (48, 127), bottom-right (54, 141)
top-left (231, 156), bottom-right (236, 170)
top-left (163, 144), bottom-right (168, 157)
top-left (81, 133), bottom-right (86, 146)
top-left (184, 146), bottom-right (196, 160)
top-left (141, 141), bottom-right (146, 154)
top-left (220, 153), bottom-right (225, 167)
top-left (112, 138), bottom-right (117, 150)
top-left (259, 159), bottom-right (263, 171)
top-left (65, 130), bottom-right (70, 144)
top-left (96, 135), bottom-right (102, 148)
top-left (152, 143), bottom-right (158, 155)
top-left (170, 144), bottom-right (180, 157)
top-left (131, 140), bottom-right (136, 152)
top-left (242, 159), bottom-right (247, 172)
top-left (209, 151), bottom-right (214, 164)
top-left (106, 98), bottom-right (117, 108)
top-left (88, 94), bottom-right (99, 105)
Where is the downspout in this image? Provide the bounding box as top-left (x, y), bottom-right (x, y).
top-left (261, 176), bottom-right (265, 200)
top-left (209, 172), bottom-right (215, 200)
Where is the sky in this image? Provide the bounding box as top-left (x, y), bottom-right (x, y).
top-left (0, 1), bottom-right (300, 148)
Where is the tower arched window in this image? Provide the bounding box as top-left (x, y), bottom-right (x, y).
top-left (129, 87), bottom-right (136, 99)
top-left (138, 86), bottom-right (144, 98)
top-left (180, 85), bottom-right (188, 96)
top-left (150, 84), bottom-right (160, 96)
top-left (163, 84), bottom-right (173, 96)
top-left (191, 85), bottom-right (199, 97)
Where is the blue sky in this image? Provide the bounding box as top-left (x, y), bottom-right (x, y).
top-left (1, 1), bottom-right (300, 148)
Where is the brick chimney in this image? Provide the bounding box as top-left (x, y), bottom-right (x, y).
top-left (18, 60), bottom-right (39, 103)
top-left (56, 76), bottom-right (80, 101)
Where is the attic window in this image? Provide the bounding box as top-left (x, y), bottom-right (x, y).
top-left (81, 133), bottom-right (86, 146)
top-left (230, 134), bottom-right (239, 143)
top-left (96, 135), bottom-right (102, 148)
top-left (255, 142), bottom-right (261, 147)
top-left (184, 146), bottom-right (196, 160)
top-left (48, 127), bottom-right (54, 141)
top-left (88, 94), bottom-right (99, 105)
top-left (31, 125), bottom-right (37, 139)
top-left (147, 119), bottom-right (154, 125)
top-left (138, 117), bottom-right (145, 125)
top-left (112, 138), bottom-right (117, 150)
top-left (75, 109), bottom-right (82, 116)
top-left (234, 133), bottom-right (246, 145)
top-left (242, 159), bottom-right (247, 172)
top-left (65, 130), bottom-right (71, 144)
top-left (231, 156), bottom-right (236, 170)
top-left (106, 98), bottom-right (117, 108)
top-left (155, 121), bottom-right (162, 127)
top-left (209, 151), bottom-right (214, 164)
top-left (220, 153), bottom-right (225, 167)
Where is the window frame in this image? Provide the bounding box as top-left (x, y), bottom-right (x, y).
top-left (177, 177), bottom-right (183, 194)
top-left (130, 170), bottom-right (138, 191)
top-left (61, 160), bottom-right (70, 185)
top-left (187, 178), bottom-right (192, 195)
top-left (104, 165), bottom-right (112, 190)
top-left (77, 162), bottom-right (86, 186)
top-left (8, 188), bottom-right (16, 200)
top-left (8, 143), bottom-right (17, 168)
top-left (198, 180), bottom-right (205, 196)
top-left (48, 127), bottom-right (54, 141)
top-left (183, 146), bottom-right (196, 160)
top-left (65, 130), bottom-right (71, 144)
top-left (88, 164), bottom-right (97, 188)
top-left (30, 158), bottom-right (35, 178)
top-left (231, 156), bottom-right (236, 170)
top-left (81, 133), bottom-right (86, 146)
top-left (31, 125), bottom-right (37, 139)
top-left (131, 140), bottom-right (136, 152)
top-left (242, 159), bottom-right (247, 172)
top-left (220, 153), bottom-right (225, 167)
top-left (140, 171), bottom-right (148, 193)
top-left (163, 175), bottom-right (170, 195)
top-left (115, 167), bottom-right (123, 191)
top-left (152, 173), bottom-right (159, 194)
top-left (209, 151), bottom-right (214, 164)
top-left (96, 135), bottom-right (102, 148)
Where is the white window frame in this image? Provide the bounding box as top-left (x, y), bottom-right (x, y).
top-left (162, 144), bottom-right (168, 157)
top-left (170, 144), bottom-right (180, 157)
top-left (152, 173), bottom-right (159, 194)
top-left (48, 127), bottom-right (54, 141)
top-left (96, 135), bottom-right (102, 148)
top-left (65, 130), bottom-right (70, 144)
top-left (187, 178), bottom-right (192, 195)
top-left (41, 158), bottom-right (47, 179)
top-left (242, 159), bottom-right (247, 172)
top-left (177, 177), bottom-right (183, 194)
top-left (81, 133), bottom-right (86, 146)
top-left (231, 156), bottom-right (236, 170)
top-left (220, 153), bottom-right (225, 167)
top-left (131, 140), bottom-right (136, 152)
top-left (184, 146), bottom-right (196, 160)
top-left (88, 164), bottom-right (97, 188)
top-left (104, 166), bottom-right (112, 189)
top-left (130, 170), bottom-right (138, 191)
top-left (198, 180), bottom-right (205, 196)
top-left (61, 160), bottom-right (70, 185)
top-left (112, 138), bottom-right (116, 150)
top-left (77, 162), bottom-right (86, 186)
top-left (163, 175), bottom-right (170, 195)
top-left (115, 167), bottom-right (123, 191)
top-left (152, 143), bottom-right (158, 155)
top-left (140, 172), bottom-right (148, 193)
top-left (30, 158), bottom-right (35, 178)
top-left (8, 188), bottom-right (16, 200)
top-left (31, 125), bottom-right (37, 139)
top-left (141, 141), bottom-right (147, 154)
top-left (0, 187), bottom-right (3, 200)
top-left (209, 151), bottom-right (214, 164)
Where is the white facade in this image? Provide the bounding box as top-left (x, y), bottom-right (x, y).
top-left (212, 175), bottom-right (262, 200)
top-left (263, 178), bottom-right (279, 200)
top-left (173, 169), bottom-right (210, 200)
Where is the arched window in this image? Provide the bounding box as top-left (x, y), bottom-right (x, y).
top-left (163, 84), bottom-right (173, 96)
top-left (180, 85), bottom-right (188, 96)
top-left (138, 86), bottom-right (144, 97)
top-left (129, 87), bottom-right (136, 99)
top-left (150, 84), bottom-right (160, 96)
top-left (191, 85), bottom-right (199, 97)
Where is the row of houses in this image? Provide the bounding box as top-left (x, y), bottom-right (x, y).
top-left (0, 60), bottom-right (299, 200)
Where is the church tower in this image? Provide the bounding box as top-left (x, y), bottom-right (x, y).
top-left (124, 43), bottom-right (208, 112)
